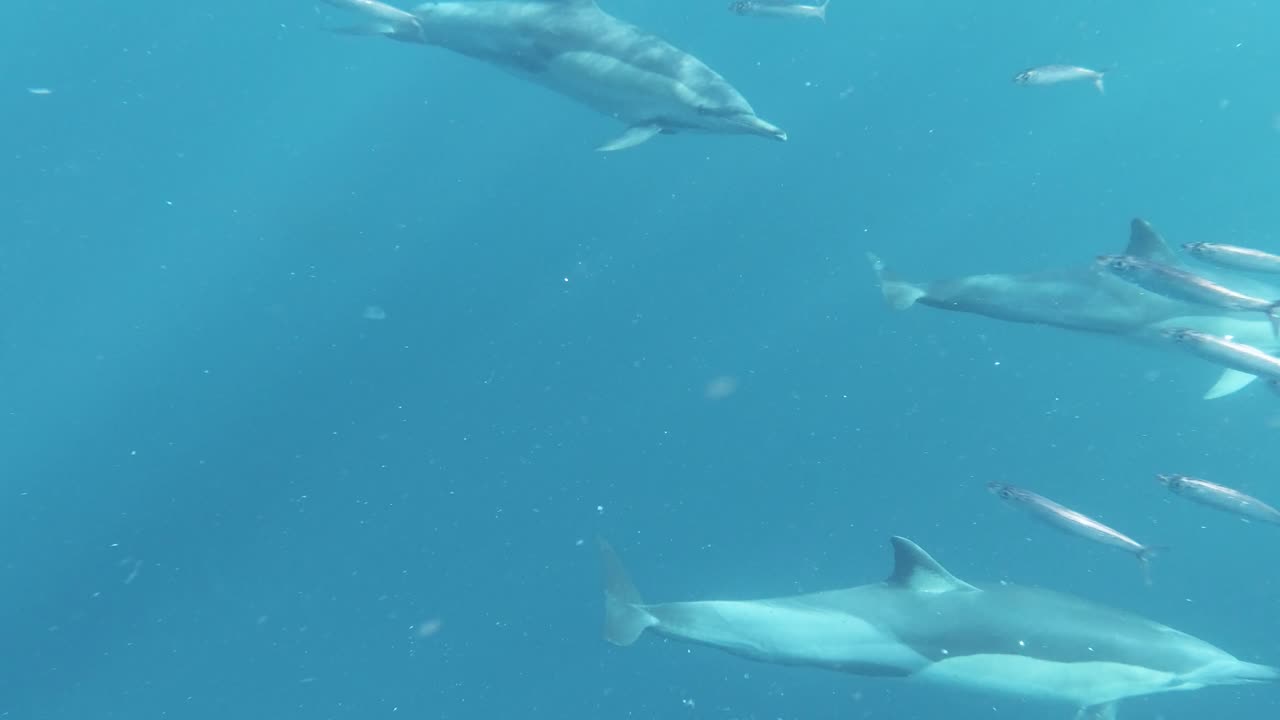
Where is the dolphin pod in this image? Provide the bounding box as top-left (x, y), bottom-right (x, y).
top-left (871, 219), bottom-right (1280, 399)
top-left (321, 0), bottom-right (786, 150)
top-left (601, 536), bottom-right (1278, 720)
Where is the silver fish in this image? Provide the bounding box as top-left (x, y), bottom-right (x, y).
top-left (728, 0), bottom-right (828, 21)
top-left (1163, 328), bottom-right (1280, 384)
top-left (1158, 474), bottom-right (1280, 526)
top-left (1013, 64), bottom-right (1105, 94)
top-left (1184, 242), bottom-right (1280, 274)
top-left (1097, 254), bottom-right (1280, 336)
top-left (988, 482), bottom-right (1161, 583)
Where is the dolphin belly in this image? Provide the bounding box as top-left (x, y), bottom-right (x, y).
top-left (910, 653), bottom-right (1181, 707)
top-left (645, 599), bottom-right (929, 675)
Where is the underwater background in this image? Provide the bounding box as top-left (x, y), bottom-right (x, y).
top-left (1, 0), bottom-right (1278, 717)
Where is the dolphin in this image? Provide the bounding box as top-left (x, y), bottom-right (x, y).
top-left (869, 219), bottom-right (1280, 399)
top-left (600, 536), bottom-right (1277, 720)
top-left (321, 0), bottom-right (787, 151)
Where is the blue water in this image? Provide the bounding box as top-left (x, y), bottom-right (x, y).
top-left (2, 0), bottom-right (1278, 717)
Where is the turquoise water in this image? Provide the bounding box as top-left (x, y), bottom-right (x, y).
top-left (1, 0), bottom-right (1277, 718)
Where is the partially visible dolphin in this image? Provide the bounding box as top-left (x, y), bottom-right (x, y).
top-left (600, 536), bottom-right (1277, 720)
top-left (322, 0), bottom-right (787, 151)
top-left (869, 219), bottom-right (1280, 399)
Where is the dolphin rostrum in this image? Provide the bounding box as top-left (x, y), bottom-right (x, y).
top-left (869, 219), bottom-right (1280, 399)
top-left (322, 0), bottom-right (787, 151)
top-left (600, 536), bottom-right (1277, 719)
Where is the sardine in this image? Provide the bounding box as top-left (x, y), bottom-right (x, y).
top-left (1158, 474), bottom-right (1280, 526)
top-left (987, 482), bottom-right (1161, 583)
top-left (1162, 328), bottom-right (1280, 384)
top-left (1184, 242), bottom-right (1280, 274)
top-left (728, 0), bottom-right (829, 22)
top-left (1013, 65), bottom-right (1105, 94)
top-left (1097, 254), bottom-right (1280, 336)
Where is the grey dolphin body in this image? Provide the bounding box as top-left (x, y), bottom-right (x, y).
top-left (869, 219), bottom-right (1280, 399)
top-left (600, 537), bottom-right (1277, 719)
top-left (322, 0), bottom-right (787, 150)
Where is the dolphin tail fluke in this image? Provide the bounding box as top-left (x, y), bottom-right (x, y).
top-left (598, 538), bottom-right (657, 646)
top-left (867, 253), bottom-right (926, 310)
top-left (1074, 702), bottom-right (1116, 720)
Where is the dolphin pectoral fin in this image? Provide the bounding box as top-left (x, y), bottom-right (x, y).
top-left (598, 538), bottom-right (658, 646)
top-left (596, 125), bottom-right (664, 152)
top-left (867, 254), bottom-right (926, 310)
top-left (1203, 368), bottom-right (1258, 400)
top-left (1074, 702), bottom-right (1117, 720)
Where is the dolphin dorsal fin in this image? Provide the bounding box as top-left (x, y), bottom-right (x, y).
top-left (886, 537), bottom-right (978, 593)
top-left (1124, 218), bottom-right (1179, 266)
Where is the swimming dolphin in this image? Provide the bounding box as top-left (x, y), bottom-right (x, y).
top-left (869, 219), bottom-right (1280, 399)
top-left (321, 0), bottom-right (787, 151)
top-left (600, 536), bottom-right (1277, 719)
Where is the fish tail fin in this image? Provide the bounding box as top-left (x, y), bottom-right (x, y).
top-left (1137, 545), bottom-right (1168, 586)
top-left (1093, 73), bottom-right (1105, 95)
top-left (867, 253), bottom-right (926, 310)
top-left (598, 538), bottom-right (657, 646)
top-left (817, 0), bottom-right (830, 21)
top-left (1266, 300), bottom-right (1280, 338)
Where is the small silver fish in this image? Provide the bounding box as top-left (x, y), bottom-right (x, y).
top-left (1013, 64), bottom-right (1105, 94)
top-left (728, 0), bottom-right (829, 22)
top-left (1097, 254), bottom-right (1280, 336)
top-left (1158, 474), bottom-right (1280, 526)
top-left (1162, 328), bottom-right (1280, 384)
top-left (1184, 242), bottom-right (1280, 274)
top-left (988, 482), bottom-right (1161, 583)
